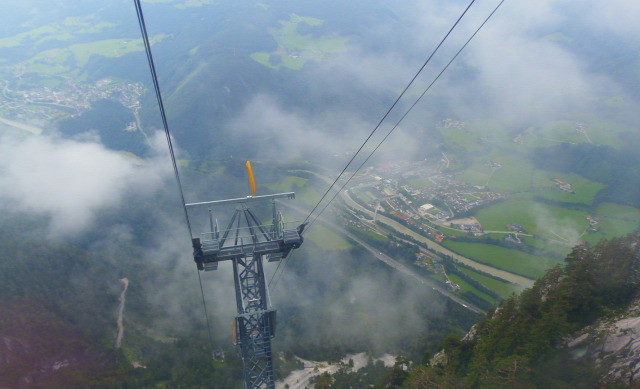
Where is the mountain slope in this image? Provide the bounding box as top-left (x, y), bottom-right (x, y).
top-left (396, 232), bottom-right (640, 388)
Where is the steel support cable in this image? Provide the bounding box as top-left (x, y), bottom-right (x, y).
top-left (306, 0), bottom-right (507, 233)
top-left (272, 0), bottom-right (507, 291)
top-left (133, 0), bottom-right (193, 238)
top-left (301, 0), bottom-right (477, 227)
top-left (267, 251), bottom-right (290, 288)
top-left (133, 0), bottom-right (214, 354)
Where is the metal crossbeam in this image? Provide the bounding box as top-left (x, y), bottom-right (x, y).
top-left (186, 192), bottom-right (295, 209)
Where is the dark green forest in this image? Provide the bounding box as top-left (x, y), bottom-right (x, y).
top-left (376, 231), bottom-right (640, 389)
top-left (0, 213), bottom-right (478, 388)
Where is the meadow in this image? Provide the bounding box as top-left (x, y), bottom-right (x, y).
top-left (458, 267), bottom-right (521, 299)
top-left (442, 240), bottom-right (558, 279)
top-left (447, 273), bottom-right (496, 305)
top-left (251, 14), bottom-right (348, 70)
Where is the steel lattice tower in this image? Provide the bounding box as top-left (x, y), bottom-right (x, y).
top-left (188, 192), bottom-right (304, 389)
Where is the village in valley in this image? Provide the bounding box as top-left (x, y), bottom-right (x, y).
top-left (333, 146), bottom-right (615, 297)
top-left (347, 160), bottom-right (506, 240)
top-left (0, 78), bottom-right (144, 124)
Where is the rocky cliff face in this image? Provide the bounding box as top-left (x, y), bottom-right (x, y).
top-left (566, 297), bottom-right (640, 384)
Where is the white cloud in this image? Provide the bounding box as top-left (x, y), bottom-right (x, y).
top-left (0, 133), bottom-right (171, 237)
top-left (227, 94), bottom-right (373, 160)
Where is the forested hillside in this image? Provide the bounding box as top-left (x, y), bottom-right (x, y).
top-left (387, 232), bottom-right (640, 388)
top-left (0, 216), bottom-right (479, 388)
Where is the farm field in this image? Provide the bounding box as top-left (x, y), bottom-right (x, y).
top-left (459, 150), bottom-right (534, 193)
top-left (264, 175), bottom-right (308, 193)
top-left (448, 273), bottom-right (496, 305)
top-left (530, 169), bottom-right (605, 204)
top-left (580, 202), bottom-right (640, 245)
top-left (458, 267), bottom-right (521, 299)
top-left (251, 14), bottom-right (348, 70)
top-left (347, 225), bottom-right (388, 244)
top-left (407, 177), bottom-right (436, 189)
top-left (474, 194), bottom-right (590, 242)
top-left (441, 128), bottom-right (483, 152)
top-left (441, 240), bottom-right (558, 279)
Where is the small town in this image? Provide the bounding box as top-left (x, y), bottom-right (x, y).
top-left (349, 161), bottom-right (504, 238)
top-left (0, 78), bottom-right (144, 122)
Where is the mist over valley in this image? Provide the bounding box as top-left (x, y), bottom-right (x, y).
top-left (1, 0), bottom-right (640, 387)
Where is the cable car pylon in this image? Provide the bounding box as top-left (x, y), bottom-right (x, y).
top-left (188, 161), bottom-right (305, 389)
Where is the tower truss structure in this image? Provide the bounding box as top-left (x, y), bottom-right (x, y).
top-left (188, 192), bottom-right (304, 389)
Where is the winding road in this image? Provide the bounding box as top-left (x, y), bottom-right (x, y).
top-left (115, 278), bottom-right (129, 348)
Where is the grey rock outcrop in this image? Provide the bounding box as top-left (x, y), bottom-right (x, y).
top-left (566, 298), bottom-right (640, 384)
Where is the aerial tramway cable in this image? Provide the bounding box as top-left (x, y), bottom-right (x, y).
top-left (271, 0), bottom-right (507, 291)
top-left (270, 0), bottom-right (479, 290)
top-left (306, 0), bottom-right (508, 232)
top-left (301, 0), bottom-right (478, 228)
top-left (133, 0), bottom-right (215, 354)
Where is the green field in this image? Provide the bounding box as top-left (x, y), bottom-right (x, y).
top-left (265, 175), bottom-right (309, 193)
top-left (348, 225), bottom-right (388, 244)
top-left (474, 194), bottom-right (589, 241)
top-left (530, 170), bottom-right (605, 204)
top-left (442, 240), bottom-right (558, 279)
top-left (539, 120), bottom-right (584, 144)
top-left (440, 127), bottom-right (484, 153)
top-left (577, 202), bottom-right (640, 245)
top-left (511, 119), bottom-right (635, 150)
top-left (485, 152), bottom-right (535, 193)
top-left (429, 273), bottom-right (447, 283)
top-left (251, 14), bottom-right (349, 70)
top-left (22, 34), bottom-right (168, 77)
top-left (407, 177), bottom-right (435, 189)
top-left (306, 225), bottom-right (354, 251)
top-left (358, 190), bottom-right (377, 203)
top-left (596, 202), bottom-right (640, 220)
top-left (0, 25), bottom-right (59, 48)
top-left (0, 15), bottom-right (116, 49)
top-left (262, 174), bottom-right (320, 206)
top-left (459, 151), bottom-right (535, 193)
top-left (447, 273), bottom-right (496, 305)
top-left (459, 267), bottom-right (521, 299)
top-left (586, 120), bottom-right (636, 148)
top-left (436, 226), bottom-right (465, 236)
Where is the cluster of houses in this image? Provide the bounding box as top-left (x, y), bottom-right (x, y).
top-left (586, 215), bottom-right (601, 232)
top-left (552, 178), bottom-right (575, 194)
top-left (0, 78), bottom-right (144, 122)
top-left (450, 222), bottom-right (484, 236)
top-left (439, 118), bottom-right (466, 129)
top-left (506, 223), bottom-right (525, 233)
